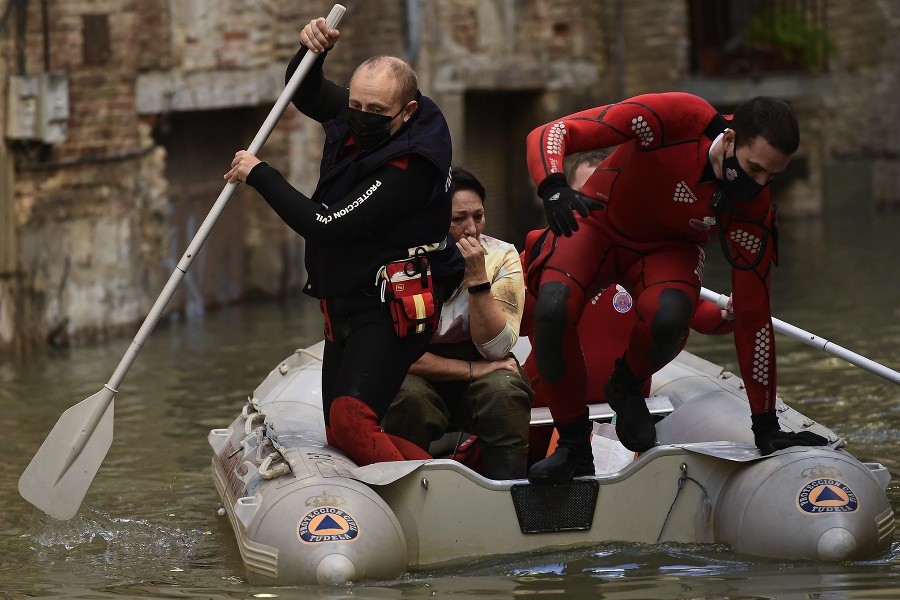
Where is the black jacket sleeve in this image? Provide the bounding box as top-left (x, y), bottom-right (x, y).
top-left (245, 155), bottom-right (438, 243)
top-left (286, 48), bottom-right (348, 123)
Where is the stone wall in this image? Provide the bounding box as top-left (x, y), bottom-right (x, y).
top-left (15, 143), bottom-right (168, 346)
top-left (0, 0), bottom-right (336, 353)
top-left (822, 1), bottom-right (900, 208)
top-left (2, 0), bottom-right (899, 355)
top-left (2, 0), bottom-right (171, 353)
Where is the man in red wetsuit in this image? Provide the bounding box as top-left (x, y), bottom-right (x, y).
top-left (520, 237), bottom-right (734, 465)
top-left (525, 93), bottom-right (828, 484)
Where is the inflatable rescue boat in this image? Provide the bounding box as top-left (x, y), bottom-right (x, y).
top-left (208, 341), bottom-right (895, 585)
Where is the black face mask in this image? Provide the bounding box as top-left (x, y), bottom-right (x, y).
top-left (720, 150), bottom-right (766, 202)
top-left (346, 107), bottom-right (401, 152)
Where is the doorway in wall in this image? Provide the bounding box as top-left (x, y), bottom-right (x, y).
top-left (463, 91), bottom-right (545, 248)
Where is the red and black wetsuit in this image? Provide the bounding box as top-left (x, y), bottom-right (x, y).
top-left (520, 233), bottom-right (733, 464)
top-left (246, 48), bottom-right (464, 466)
top-left (525, 92), bottom-right (777, 426)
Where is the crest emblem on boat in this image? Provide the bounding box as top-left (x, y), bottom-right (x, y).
top-left (298, 491), bottom-right (359, 543)
top-left (306, 490), bottom-right (346, 507)
top-left (797, 479), bottom-right (858, 514)
top-left (801, 464), bottom-right (843, 479)
top-left (298, 506), bottom-right (360, 543)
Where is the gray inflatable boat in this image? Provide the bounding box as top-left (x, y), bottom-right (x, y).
top-left (209, 341), bottom-right (894, 585)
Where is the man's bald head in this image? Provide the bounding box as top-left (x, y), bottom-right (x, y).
top-left (351, 56), bottom-right (418, 106)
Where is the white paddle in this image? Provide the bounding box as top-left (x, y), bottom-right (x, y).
top-left (18, 5), bottom-right (347, 521)
top-left (700, 286), bottom-right (900, 384)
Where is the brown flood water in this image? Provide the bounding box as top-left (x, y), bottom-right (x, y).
top-left (2, 212), bottom-right (900, 599)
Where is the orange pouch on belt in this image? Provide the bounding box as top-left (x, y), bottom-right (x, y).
top-left (379, 252), bottom-right (437, 338)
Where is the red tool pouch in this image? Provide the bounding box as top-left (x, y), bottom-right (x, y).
top-left (378, 249), bottom-right (438, 338)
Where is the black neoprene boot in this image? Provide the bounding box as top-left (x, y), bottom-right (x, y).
top-left (527, 412), bottom-right (595, 484)
top-left (751, 411), bottom-right (829, 455)
top-left (605, 357), bottom-right (657, 452)
top-left (482, 445), bottom-right (529, 480)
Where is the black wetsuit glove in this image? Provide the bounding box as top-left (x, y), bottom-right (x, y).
top-left (751, 411), bottom-right (829, 456)
top-left (537, 172), bottom-right (597, 237)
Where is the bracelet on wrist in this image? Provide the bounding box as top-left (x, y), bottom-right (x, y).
top-left (468, 361), bottom-right (474, 384)
top-left (467, 281), bottom-right (491, 294)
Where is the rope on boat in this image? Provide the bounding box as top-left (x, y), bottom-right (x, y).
top-left (294, 347), bottom-right (324, 362)
top-left (244, 411), bottom-right (267, 435)
top-left (258, 440), bottom-right (297, 479)
top-left (657, 463), bottom-right (711, 543)
top-left (237, 382), bottom-right (300, 480)
top-left (259, 451), bottom-right (296, 479)
top-left (257, 429), bottom-right (296, 479)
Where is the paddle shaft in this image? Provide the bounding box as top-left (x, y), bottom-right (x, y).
top-left (52, 5), bottom-right (346, 488)
top-left (700, 287), bottom-right (900, 384)
top-left (20, 6), bottom-right (347, 520)
top-left (105, 5), bottom-right (344, 392)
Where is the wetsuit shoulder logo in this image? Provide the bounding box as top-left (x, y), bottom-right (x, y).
top-left (612, 285), bottom-right (633, 313)
top-left (631, 115), bottom-right (654, 146)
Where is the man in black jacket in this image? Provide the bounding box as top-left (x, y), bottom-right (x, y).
top-left (226, 16), bottom-right (464, 467)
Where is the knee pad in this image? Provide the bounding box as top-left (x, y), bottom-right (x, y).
top-left (646, 288), bottom-right (694, 366)
top-left (330, 396), bottom-right (406, 465)
top-left (329, 396), bottom-right (379, 446)
top-left (533, 281), bottom-right (571, 383)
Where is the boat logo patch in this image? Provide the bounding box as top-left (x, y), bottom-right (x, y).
top-left (298, 507), bottom-right (359, 543)
top-left (798, 479), bottom-right (858, 513)
top-left (298, 491), bottom-right (359, 543)
top-left (612, 287), bottom-right (633, 313)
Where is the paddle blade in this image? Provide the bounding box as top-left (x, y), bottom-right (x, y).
top-left (18, 388), bottom-right (115, 520)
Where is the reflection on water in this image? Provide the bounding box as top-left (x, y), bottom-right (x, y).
top-left (2, 213), bottom-right (900, 597)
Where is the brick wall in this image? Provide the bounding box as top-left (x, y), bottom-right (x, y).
top-left (619, 0), bottom-right (690, 95)
top-left (823, 2), bottom-right (900, 207)
top-left (3, 0), bottom-right (899, 354)
top-left (3, 0), bottom-right (170, 352)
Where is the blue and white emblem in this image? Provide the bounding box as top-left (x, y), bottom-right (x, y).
top-left (612, 286), bottom-right (633, 313)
